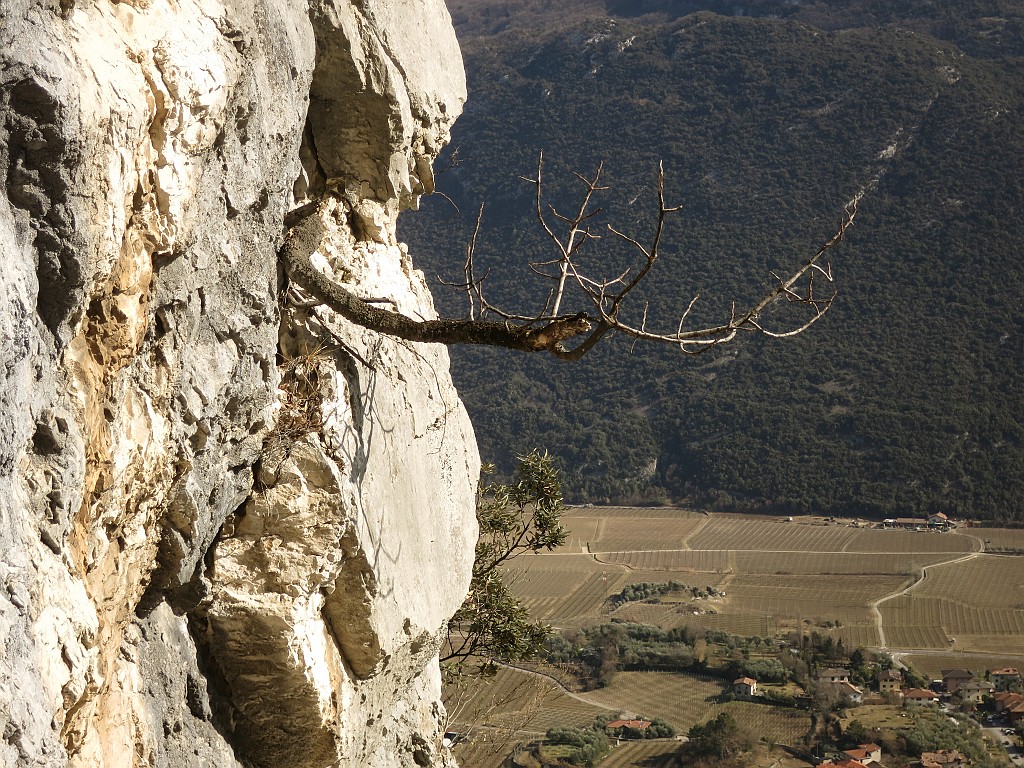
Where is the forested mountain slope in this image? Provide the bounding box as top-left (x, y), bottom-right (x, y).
top-left (400, 2), bottom-right (1024, 520)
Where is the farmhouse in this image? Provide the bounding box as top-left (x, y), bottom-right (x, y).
top-left (819, 760), bottom-right (869, 768)
top-left (927, 512), bottom-right (956, 529)
top-left (903, 688), bottom-right (941, 703)
top-left (993, 691), bottom-right (1023, 712)
top-left (958, 680), bottom-right (994, 703)
top-left (606, 719), bottom-right (651, 734)
top-left (832, 680), bottom-right (864, 704)
top-left (891, 518), bottom-right (923, 529)
top-left (990, 667), bottom-right (1021, 691)
top-left (820, 668), bottom-right (851, 684)
top-left (844, 743), bottom-right (883, 765)
top-left (733, 676), bottom-right (758, 696)
top-left (878, 669), bottom-right (903, 693)
top-left (941, 669), bottom-right (974, 693)
top-left (993, 692), bottom-right (1024, 724)
top-left (1009, 700), bottom-right (1024, 725)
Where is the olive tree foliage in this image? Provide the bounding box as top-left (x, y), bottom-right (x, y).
top-left (280, 158), bottom-right (858, 359)
top-left (441, 450), bottom-right (568, 676)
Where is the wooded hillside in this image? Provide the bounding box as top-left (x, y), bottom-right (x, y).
top-left (400, 0), bottom-right (1024, 520)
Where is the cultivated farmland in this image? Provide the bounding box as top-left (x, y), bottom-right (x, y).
top-left (597, 548), bottom-right (731, 572)
top-left (457, 508), bottom-right (1024, 766)
top-left (878, 555), bottom-right (1024, 653)
top-left (732, 551), bottom-right (954, 576)
top-left (971, 527), bottom-right (1024, 553)
top-left (723, 573), bottom-right (904, 626)
top-left (597, 740), bottom-right (679, 768)
top-left (574, 671), bottom-right (724, 728)
top-left (577, 672), bottom-right (810, 742)
top-left (900, 653), bottom-right (1024, 679)
top-left (587, 516), bottom-right (709, 553)
top-left (686, 517), bottom-right (860, 552)
top-left (446, 665), bottom-right (611, 734)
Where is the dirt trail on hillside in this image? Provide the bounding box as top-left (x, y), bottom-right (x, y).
top-left (869, 550), bottom-right (982, 650)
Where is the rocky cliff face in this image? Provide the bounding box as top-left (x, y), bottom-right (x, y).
top-left (0, 2), bottom-right (478, 767)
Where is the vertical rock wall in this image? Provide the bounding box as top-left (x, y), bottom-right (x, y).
top-left (0, 1), bottom-right (477, 767)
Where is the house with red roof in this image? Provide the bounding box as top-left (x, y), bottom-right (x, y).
top-left (994, 692), bottom-right (1024, 724)
top-left (733, 676), bottom-right (757, 696)
top-left (819, 760), bottom-right (869, 768)
top-left (844, 743), bottom-right (882, 765)
top-left (903, 688), bottom-right (940, 703)
top-left (992, 691), bottom-right (1023, 711)
top-left (606, 719), bottom-right (651, 732)
top-left (990, 667), bottom-right (1021, 691)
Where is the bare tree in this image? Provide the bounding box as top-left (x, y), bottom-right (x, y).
top-left (281, 156), bottom-right (858, 357)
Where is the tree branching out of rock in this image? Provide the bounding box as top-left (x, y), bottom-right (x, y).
top-left (281, 154), bottom-right (858, 359)
top-left (440, 450), bottom-right (567, 675)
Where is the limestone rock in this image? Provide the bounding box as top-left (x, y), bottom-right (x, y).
top-left (0, 1), bottom-right (475, 767)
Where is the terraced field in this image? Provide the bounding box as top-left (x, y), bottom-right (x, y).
top-left (878, 556), bottom-right (1024, 652)
top-left (577, 672), bottom-right (810, 742)
top-left (587, 516), bottom-right (709, 553)
top-left (724, 573), bottom-right (905, 625)
top-left (733, 551), bottom-right (954, 575)
top-left (470, 507), bottom-right (1024, 767)
top-left (446, 666), bottom-right (610, 734)
top-left (979, 528), bottom-right (1024, 552)
top-left (598, 740), bottom-right (679, 768)
top-left (503, 557), bottom-right (627, 620)
top-left (903, 653), bottom-right (1024, 679)
top-left (597, 549), bottom-right (731, 571)
top-left (845, 527), bottom-right (978, 554)
top-left (450, 736), bottom-right (519, 768)
top-left (882, 622), bottom-right (952, 650)
top-left (576, 671), bottom-right (727, 729)
top-left (687, 518), bottom-right (859, 552)
top-left (912, 556), bottom-right (1024, 606)
top-left (830, 623), bottom-right (882, 648)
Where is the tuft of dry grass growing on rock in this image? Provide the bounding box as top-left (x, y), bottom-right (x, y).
top-left (260, 343), bottom-right (334, 483)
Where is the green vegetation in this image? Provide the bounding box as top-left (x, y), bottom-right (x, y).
top-left (544, 724), bottom-right (610, 766)
top-left (901, 705), bottom-right (999, 768)
top-left (400, 2), bottom-right (1024, 521)
top-left (608, 580), bottom-right (690, 606)
top-left (544, 622), bottom-right (701, 685)
top-left (686, 713), bottom-right (753, 759)
top-left (541, 715), bottom-right (677, 766)
top-left (726, 657), bottom-right (789, 685)
top-left (443, 451), bottom-right (567, 673)
top-left (606, 716), bottom-right (676, 740)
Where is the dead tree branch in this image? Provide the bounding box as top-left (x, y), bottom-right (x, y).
top-left (281, 159), bottom-right (856, 359)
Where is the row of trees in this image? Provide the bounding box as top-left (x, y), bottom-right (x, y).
top-left (544, 715), bottom-right (677, 766)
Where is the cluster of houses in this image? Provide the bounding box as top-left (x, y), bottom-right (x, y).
top-left (806, 664), bottom-right (1023, 716)
top-left (880, 513), bottom-right (957, 531)
top-left (901, 667), bottom-right (1024, 724)
top-left (817, 742), bottom-right (884, 768)
top-left (817, 742), bottom-right (971, 768)
top-left (732, 663), bottom-right (1021, 768)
